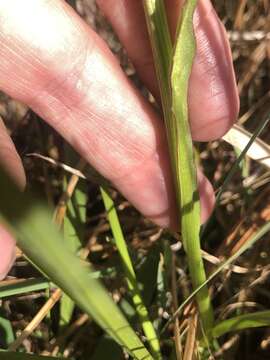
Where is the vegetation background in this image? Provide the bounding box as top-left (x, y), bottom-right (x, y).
top-left (0, 0), bottom-right (269, 359)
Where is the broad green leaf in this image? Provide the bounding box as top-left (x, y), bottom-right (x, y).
top-left (0, 352), bottom-right (63, 360)
top-left (143, 0), bottom-right (213, 332)
top-left (0, 169), bottom-right (151, 360)
top-left (210, 311), bottom-right (270, 339)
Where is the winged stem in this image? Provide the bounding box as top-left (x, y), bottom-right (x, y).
top-left (143, 0), bottom-right (214, 333)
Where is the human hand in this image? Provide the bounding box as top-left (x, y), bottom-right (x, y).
top-left (0, 0), bottom-right (239, 279)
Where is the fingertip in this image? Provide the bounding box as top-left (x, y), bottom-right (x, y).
top-left (0, 225), bottom-right (16, 280)
top-left (146, 168), bottom-right (215, 230)
top-left (0, 117), bottom-right (26, 189)
top-left (98, 0), bottom-right (239, 142)
top-left (198, 169), bottom-right (215, 223)
top-left (189, 0), bottom-right (239, 141)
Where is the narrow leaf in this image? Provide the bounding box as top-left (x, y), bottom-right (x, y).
top-left (0, 279), bottom-right (51, 299)
top-left (0, 352), bottom-right (64, 360)
top-left (210, 311), bottom-right (270, 339)
top-left (143, 0), bottom-right (213, 332)
top-left (170, 0), bottom-right (213, 330)
top-left (0, 169), bottom-right (151, 360)
top-left (60, 183), bottom-right (87, 327)
top-left (101, 187), bottom-right (160, 359)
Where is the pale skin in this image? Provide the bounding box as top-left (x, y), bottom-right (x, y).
top-left (0, 0), bottom-right (239, 279)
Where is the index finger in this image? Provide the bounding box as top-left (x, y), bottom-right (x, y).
top-left (97, 0), bottom-right (239, 141)
top-left (0, 0), bottom-right (214, 229)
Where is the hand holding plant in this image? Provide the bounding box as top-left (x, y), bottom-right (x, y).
top-left (0, 1), bottom-right (243, 359)
top-left (0, 0), bottom-right (238, 279)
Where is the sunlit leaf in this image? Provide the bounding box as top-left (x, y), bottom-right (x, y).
top-left (0, 168), bottom-right (152, 360)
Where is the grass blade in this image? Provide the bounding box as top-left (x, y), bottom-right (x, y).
top-left (170, 0), bottom-right (213, 331)
top-left (101, 187), bottom-right (161, 359)
top-left (210, 310), bottom-right (270, 339)
top-left (0, 169), bottom-right (152, 360)
top-left (0, 278), bottom-right (51, 299)
top-left (143, 0), bottom-right (213, 332)
top-left (60, 182), bottom-right (87, 327)
top-left (143, 0), bottom-right (172, 154)
top-left (0, 269), bottom-right (115, 300)
top-left (0, 353), bottom-right (64, 360)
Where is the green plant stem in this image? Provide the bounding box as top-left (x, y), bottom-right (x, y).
top-left (143, 0), bottom-right (213, 332)
top-left (100, 187), bottom-right (161, 359)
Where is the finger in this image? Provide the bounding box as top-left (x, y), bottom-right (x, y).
top-left (0, 225), bottom-right (16, 280)
top-left (0, 117), bottom-right (25, 279)
top-left (0, 0), bottom-right (214, 228)
top-left (0, 117), bottom-right (26, 188)
top-left (97, 0), bottom-right (239, 141)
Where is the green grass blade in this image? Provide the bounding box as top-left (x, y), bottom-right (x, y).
top-left (170, 0), bottom-right (213, 331)
top-left (59, 293), bottom-right (74, 328)
top-left (0, 269), bottom-right (116, 300)
top-left (143, 0), bottom-right (173, 161)
top-left (0, 352), bottom-right (64, 360)
top-left (0, 278), bottom-right (51, 299)
top-left (143, 0), bottom-right (172, 100)
top-left (210, 311), bottom-right (270, 339)
top-left (143, 0), bottom-right (213, 332)
top-left (100, 187), bottom-right (161, 359)
top-left (60, 182), bottom-right (87, 327)
top-left (0, 169), bottom-right (151, 360)
top-left (162, 221), bottom-right (270, 333)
